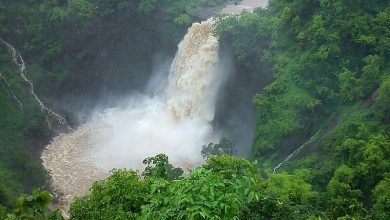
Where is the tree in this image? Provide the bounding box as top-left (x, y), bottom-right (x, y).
top-left (326, 165), bottom-right (364, 219)
top-left (141, 155), bottom-right (264, 219)
top-left (142, 154), bottom-right (183, 180)
top-left (376, 77), bottom-right (390, 120)
top-left (5, 189), bottom-right (63, 220)
top-left (201, 137), bottom-right (236, 159)
top-left (69, 155), bottom-right (263, 219)
top-left (67, 154), bottom-right (323, 219)
top-left (337, 67), bottom-right (362, 102)
top-left (361, 55), bottom-right (382, 92)
top-left (242, 170), bottom-right (316, 219)
top-left (68, 0), bottom-right (94, 18)
top-left (138, 0), bottom-right (157, 13)
top-left (0, 206), bottom-right (7, 220)
top-left (174, 14), bottom-right (192, 26)
top-left (69, 169), bottom-right (148, 220)
top-left (370, 174), bottom-right (390, 220)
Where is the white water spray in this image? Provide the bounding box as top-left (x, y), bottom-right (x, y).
top-left (42, 19), bottom-right (225, 212)
top-left (1, 39), bottom-right (66, 125)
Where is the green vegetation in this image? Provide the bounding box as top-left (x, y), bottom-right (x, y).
top-left (69, 155), bottom-right (317, 219)
top-left (142, 154), bottom-right (184, 180)
top-left (0, 44), bottom-right (50, 209)
top-left (215, 0), bottom-right (390, 218)
top-left (201, 137), bottom-right (236, 159)
top-left (3, 189), bottom-right (63, 220)
top-left (0, 0), bottom-right (389, 219)
top-left (216, 0), bottom-right (390, 159)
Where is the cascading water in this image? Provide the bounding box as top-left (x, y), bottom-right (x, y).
top-left (42, 19), bottom-right (225, 213)
top-left (272, 135), bottom-right (317, 173)
top-left (1, 39), bottom-right (67, 125)
top-left (167, 20), bottom-right (220, 121)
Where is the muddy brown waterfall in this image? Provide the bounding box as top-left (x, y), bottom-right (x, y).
top-left (42, 19), bottom-right (225, 214)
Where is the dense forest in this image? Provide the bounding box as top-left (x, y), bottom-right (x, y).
top-left (0, 0), bottom-right (389, 219)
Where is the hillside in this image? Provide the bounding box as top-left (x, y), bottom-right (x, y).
top-left (0, 0), bottom-right (389, 219)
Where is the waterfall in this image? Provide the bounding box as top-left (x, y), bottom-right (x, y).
top-left (42, 19), bottom-right (224, 213)
top-left (272, 135), bottom-right (317, 173)
top-left (1, 39), bottom-right (66, 125)
top-left (272, 144), bottom-right (306, 173)
top-left (167, 19), bottom-right (220, 122)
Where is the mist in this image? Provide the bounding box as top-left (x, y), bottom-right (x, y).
top-left (40, 17), bottom-right (267, 212)
top-left (42, 20), bottom-right (231, 204)
top-left (89, 94), bottom-right (213, 170)
top-left (83, 19), bottom-right (226, 171)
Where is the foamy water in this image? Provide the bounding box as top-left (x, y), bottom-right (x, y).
top-left (41, 123), bottom-right (108, 212)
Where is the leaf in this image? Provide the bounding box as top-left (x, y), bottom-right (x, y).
top-left (210, 187), bottom-right (215, 198)
top-left (248, 191), bottom-right (255, 203)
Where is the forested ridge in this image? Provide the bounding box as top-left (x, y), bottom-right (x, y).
top-left (216, 0), bottom-right (390, 218)
top-left (0, 0), bottom-right (389, 219)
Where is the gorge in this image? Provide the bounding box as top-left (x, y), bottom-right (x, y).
top-left (1, 0), bottom-right (389, 219)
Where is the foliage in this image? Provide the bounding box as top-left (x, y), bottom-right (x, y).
top-left (376, 77), bottom-right (390, 120)
top-left (174, 14), bottom-right (192, 26)
top-left (68, 0), bottom-right (94, 17)
top-left (70, 169), bottom-right (148, 219)
top-left (324, 111), bottom-right (390, 197)
top-left (241, 170), bottom-right (318, 219)
top-left (267, 171), bottom-right (315, 204)
top-left (142, 167), bottom-right (258, 219)
top-left (0, 206), bottom-right (7, 220)
top-left (70, 155), bottom-right (315, 219)
top-left (326, 165), bottom-right (364, 219)
top-left (142, 154), bottom-right (183, 180)
top-left (253, 81), bottom-right (312, 155)
top-left (217, 0), bottom-right (390, 155)
top-left (201, 137), bottom-right (236, 159)
top-left (0, 45), bottom-right (49, 209)
top-left (4, 189), bottom-right (63, 220)
top-left (216, 0), bottom-right (390, 219)
top-left (370, 174), bottom-right (390, 219)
